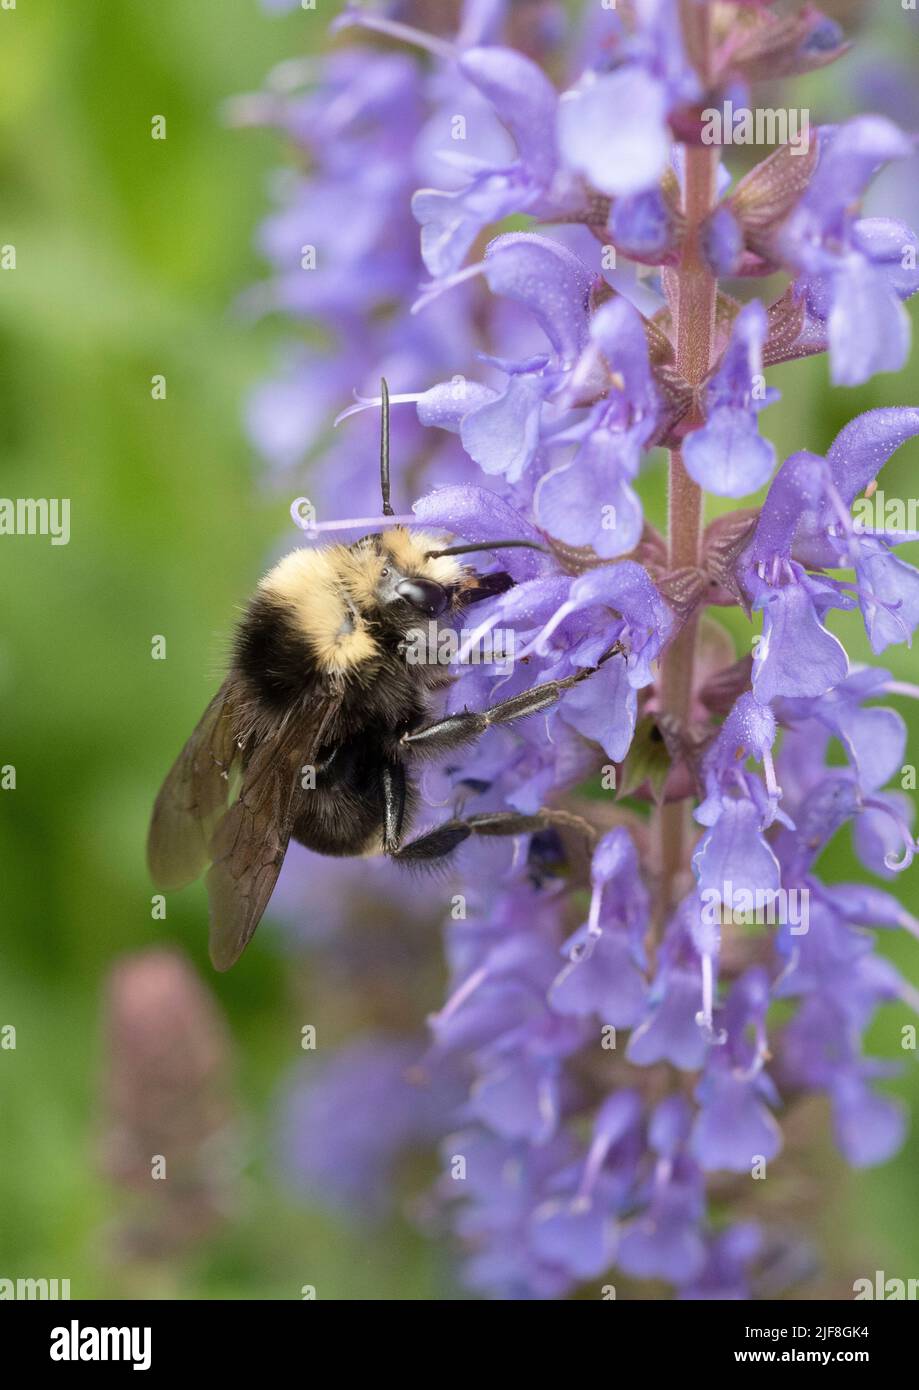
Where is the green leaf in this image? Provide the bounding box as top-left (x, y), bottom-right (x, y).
top-left (615, 716), bottom-right (671, 804)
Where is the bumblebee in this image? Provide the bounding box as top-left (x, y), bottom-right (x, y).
top-left (149, 383), bottom-right (614, 969)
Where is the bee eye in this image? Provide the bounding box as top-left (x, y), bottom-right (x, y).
top-left (395, 578), bottom-right (449, 617)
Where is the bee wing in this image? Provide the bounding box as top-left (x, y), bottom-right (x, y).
top-left (148, 679), bottom-right (241, 892)
top-left (205, 706), bottom-right (336, 972)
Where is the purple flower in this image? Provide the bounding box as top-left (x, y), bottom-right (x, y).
top-left (678, 1224), bottom-right (762, 1300)
top-left (779, 118), bottom-right (919, 385)
top-left (627, 906), bottom-right (709, 1072)
top-left (281, 1037), bottom-right (461, 1217)
top-left (609, 188), bottom-right (681, 266)
top-left (558, 67), bottom-right (673, 198)
top-left (690, 971), bottom-right (783, 1174)
top-left (535, 296), bottom-right (659, 556)
top-left (742, 409), bottom-right (919, 677)
top-left (413, 46), bottom-right (561, 276)
top-left (549, 829), bottom-right (649, 1025)
top-left (683, 301), bottom-right (777, 498)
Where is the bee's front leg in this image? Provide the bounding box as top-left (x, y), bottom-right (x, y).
top-left (400, 647), bottom-right (624, 758)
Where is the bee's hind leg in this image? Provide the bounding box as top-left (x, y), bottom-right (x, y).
top-left (380, 761), bottom-right (408, 852)
top-left (388, 818), bottom-right (472, 864)
top-left (388, 807), bottom-right (596, 865)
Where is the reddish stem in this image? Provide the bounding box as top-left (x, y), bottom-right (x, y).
top-left (655, 133), bottom-right (720, 920)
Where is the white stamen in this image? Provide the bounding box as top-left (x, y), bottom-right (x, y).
top-left (732, 1024), bottom-right (769, 1080)
top-left (334, 392), bottom-right (422, 426)
top-left (860, 795), bottom-right (919, 873)
top-left (576, 1129), bottom-right (613, 1204)
top-left (331, 10), bottom-right (457, 61)
top-left (222, 93), bottom-right (283, 128)
top-left (411, 260), bottom-right (487, 316)
top-left (586, 882), bottom-right (605, 940)
top-left (290, 503), bottom-right (417, 534)
top-left (266, 57), bottom-right (319, 93)
top-left (761, 745), bottom-right (782, 807)
top-left (428, 965), bottom-right (488, 1028)
top-left (518, 601), bottom-right (577, 659)
top-left (456, 613), bottom-right (502, 665)
top-left (695, 952), bottom-right (727, 1046)
top-left (882, 681), bottom-right (919, 700)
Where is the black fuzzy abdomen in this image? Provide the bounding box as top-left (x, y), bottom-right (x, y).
top-left (291, 738), bottom-right (412, 857)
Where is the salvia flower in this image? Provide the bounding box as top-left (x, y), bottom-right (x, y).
top-left (245, 0), bottom-right (919, 1299)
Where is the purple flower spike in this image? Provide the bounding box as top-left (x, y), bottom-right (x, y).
top-left (558, 655), bottom-right (638, 762)
top-left (550, 828), bottom-right (649, 1022)
top-left (788, 118), bottom-right (914, 245)
top-left (678, 1224), bottom-right (762, 1300)
top-left (855, 544), bottom-right (919, 655)
top-left (696, 691), bottom-right (782, 832)
top-left (413, 178), bottom-right (541, 281)
top-left (461, 370), bottom-right (547, 482)
top-left (627, 971), bottom-right (708, 1072)
top-left (249, 0), bottom-right (919, 1302)
top-left (559, 562), bottom-right (673, 686)
top-left (550, 926), bottom-right (647, 1026)
top-left (775, 672), bottom-right (906, 796)
top-left (537, 428), bottom-right (645, 557)
top-left (741, 410), bottom-right (919, 662)
top-left (825, 255), bottom-right (911, 387)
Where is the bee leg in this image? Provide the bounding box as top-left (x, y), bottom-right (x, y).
top-left (462, 808), bottom-right (596, 846)
top-left (389, 807), bottom-right (595, 865)
top-left (401, 646), bottom-right (624, 757)
top-left (388, 818), bottom-right (472, 863)
top-left (380, 761), bottom-right (407, 852)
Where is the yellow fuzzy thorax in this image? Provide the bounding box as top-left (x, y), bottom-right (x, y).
top-left (258, 529), bottom-right (463, 675)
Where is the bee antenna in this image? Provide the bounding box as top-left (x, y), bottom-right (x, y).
top-left (424, 539), bottom-right (551, 559)
top-left (380, 377), bottom-right (394, 517)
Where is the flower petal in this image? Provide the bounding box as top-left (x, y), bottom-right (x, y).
top-left (558, 68), bottom-right (671, 197)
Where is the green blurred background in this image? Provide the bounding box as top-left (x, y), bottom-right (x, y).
top-left (0, 0), bottom-right (917, 1300)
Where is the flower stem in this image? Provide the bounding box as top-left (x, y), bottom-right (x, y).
top-left (656, 134), bottom-right (719, 918)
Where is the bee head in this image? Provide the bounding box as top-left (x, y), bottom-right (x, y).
top-left (372, 529), bottom-right (465, 621)
top-left (326, 380), bottom-right (544, 630)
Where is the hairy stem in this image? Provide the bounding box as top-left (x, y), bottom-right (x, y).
top-left (655, 133), bottom-right (719, 919)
